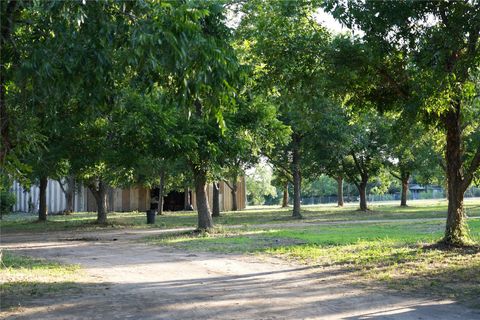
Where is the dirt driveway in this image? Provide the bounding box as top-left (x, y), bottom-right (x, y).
top-left (1, 228), bottom-right (479, 320)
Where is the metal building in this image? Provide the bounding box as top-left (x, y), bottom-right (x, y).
top-left (10, 178), bottom-right (246, 213)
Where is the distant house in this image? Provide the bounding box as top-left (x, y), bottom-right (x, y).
top-left (11, 178), bottom-right (246, 213)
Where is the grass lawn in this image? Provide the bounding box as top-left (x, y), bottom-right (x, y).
top-left (145, 218), bottom-right (480, 307)
top-left (0, 252), bottom-right (86, 310)
top-left (2, 198), bottom-right (480, 233)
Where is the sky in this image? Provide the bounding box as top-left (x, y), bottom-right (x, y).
top-left (314, 8), bottom-right (346, 34)
top-left (227, 6), bottom-right (347, 35)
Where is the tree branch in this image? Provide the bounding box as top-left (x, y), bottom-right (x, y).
top-left (263, 150), bottom-right (294, 183)
top-left (87, 183), bottom-right (99, 201)
top-left (376, 67), bottom-right (409, 99)
top-left (390, 171), bottom-right (402, 181)
top-left (351, 152), bottom-right (365, 177)
top-left (223, 180), bottom-right (234, 191)
top-left (56, 179), bottom-right (66, 195)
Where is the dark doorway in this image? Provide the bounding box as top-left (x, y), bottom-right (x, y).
top-left (163, 190), bottom-right (185, 211)
top-left (150, 188), bottom-right (193, 211)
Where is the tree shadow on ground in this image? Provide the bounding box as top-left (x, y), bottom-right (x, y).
top-left (2, 267), bottom-right (479, 320)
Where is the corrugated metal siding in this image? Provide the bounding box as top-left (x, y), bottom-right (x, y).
top-left (76, 185), bottom-right (85, 212)
top-left (11, 178), bottom-right (243, 213)
top-left (11, 180), bottom-right (85, 213)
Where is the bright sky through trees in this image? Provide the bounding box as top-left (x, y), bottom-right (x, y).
top-left (314, 8), bottom-right (345, 33)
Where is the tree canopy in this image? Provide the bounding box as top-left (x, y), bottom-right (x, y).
top-left (2, 0), bottom-right (479, 246)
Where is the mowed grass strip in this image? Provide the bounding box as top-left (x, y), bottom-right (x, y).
top-left (2, 199), bottom-right (480, 233)
top-left (146, 219), bottom-right (480, 306)
top-left (0, 252), bottom-right (86, 310)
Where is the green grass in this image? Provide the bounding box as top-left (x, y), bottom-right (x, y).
top-left (0, 252), bottom-right (85, 310)
top-left (2, 199), bottom-right (480, 233)
top-left (146, 219), bottom-right (480, 306)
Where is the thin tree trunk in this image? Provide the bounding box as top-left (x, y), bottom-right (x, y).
top-left (444, 108), bottom-right (469, 244)
top-left (38, 176), bottom-right (48, 221)
top-left (66, 189), bottom-right (74, 213)
top-left (358, 179), bottom-right (368, 211)
top-left (231, 181), bottom-right (238, 211)
top-left (58, 176), bottom-right (75, 213)
top-left (282, 182), bottom-right (289, 207)
top-left (337, 176), bottom-right (344, 207)
top-left (89, 180), bottom-right (107, 224)
top-left (158, 170), bottom-right (165, 215)
top-left (292, 134), bottom-right (302, 219)
top-left (184, 187), bottom-right (191, 210)
top-left (194, 170), bottom-right (213, 230)
top-left (65, 176), bottom-right (75, 213)
top-left (212, 182), bottom-right (220, 217)
top-left (400, 175), bottom-right (409, 207)
top-left (192, 99), bottom-right (213, 229)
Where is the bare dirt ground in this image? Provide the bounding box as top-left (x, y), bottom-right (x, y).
top-left (1, 227), bottom-right (480, 320)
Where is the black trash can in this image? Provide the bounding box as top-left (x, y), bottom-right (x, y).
top-left (146, 209), bottom-right (156, 224)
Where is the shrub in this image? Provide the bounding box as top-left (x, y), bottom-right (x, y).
top-left (1, 191), bottom-right (16, 214)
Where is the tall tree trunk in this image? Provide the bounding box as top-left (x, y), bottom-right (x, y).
top-left (336, 176), bottom-right (344, 207)
top-left (58, 176), bottom-right (75, 213)
top-left (65, 187), bottom-right (74, 213)
top-left (358, 178), bottom-right (368, 211)
top-left (292, 134), bottom-right (302, 219)
top-left (38, 176), bottom-right (48, 221)
top-left (282, 182), bottom-right (289, 207)
top-left (231, 180), bottom-right (238, 211)
top-left (444, 108), bottom-right (469, 244)
top-left (89, 180), bottom-right (107, 224)
top-left (184, 186), bottom-right (191, 210)
top-left (400, 175), bottom-right (409, 207)
top-left (194, 170), bottom-right (213, 230)
top-left (158, 170), bottom-right (165, 215)
top-left (212, 182), bottom-right (220, 217)
top-left (65, 176), bottom-right (75, 213)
